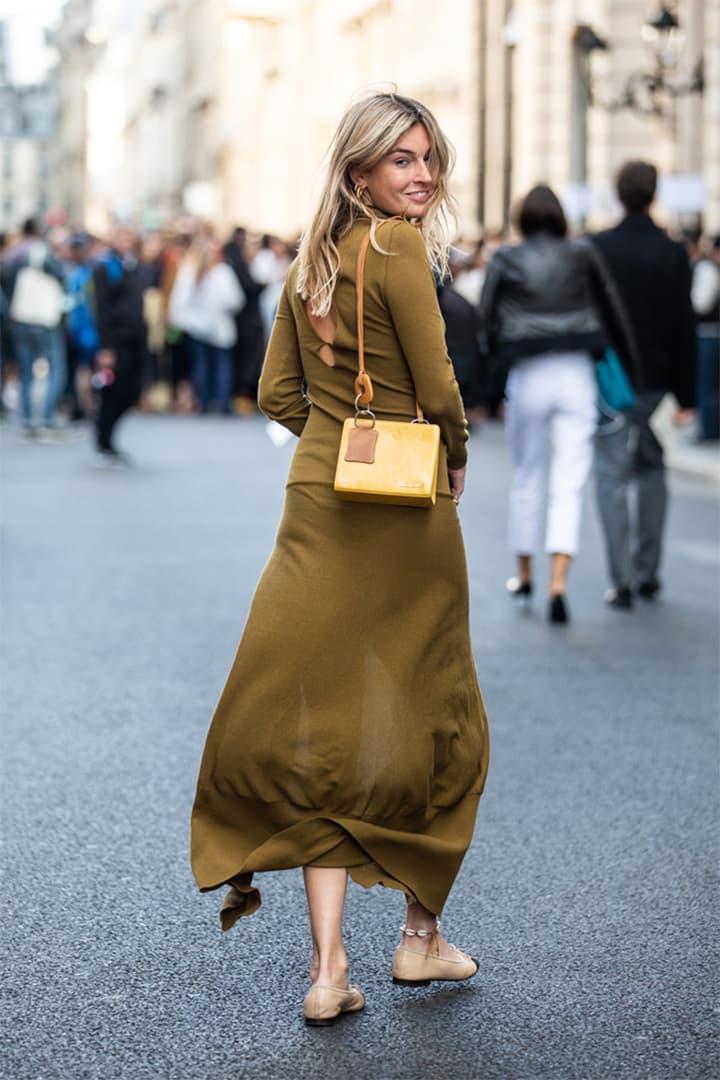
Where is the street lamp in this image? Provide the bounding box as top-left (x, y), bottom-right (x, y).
top-left (575, 6), bottom-right (704, 120)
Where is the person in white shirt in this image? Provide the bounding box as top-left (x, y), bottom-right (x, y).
top-left (170, 236), bottom-right (245, 414)
top-left (4, 219), bottom-right (67, 438)
top-left (251, 235), bottom-right (291, 346)
top-left (449, 240), bottom-right (486, 308)
top-left (691, 235), bottom-right (720, 441)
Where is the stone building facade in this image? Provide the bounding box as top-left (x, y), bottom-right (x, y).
top-left (0, 21), bottom-right (57, 234)
top-left (49, 0), bottom-right (718, 236)
top-left (482, 0), bottom-right (715, 231)
top-left (220, 0), bottom-right (481, 237)
top-left (53, 0), bottom-right (96, 228)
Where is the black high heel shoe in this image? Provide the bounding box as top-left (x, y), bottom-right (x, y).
top-left (506, 576), bottom-right (533, 601)
top-left (548, 593), bottom-right (569, 624)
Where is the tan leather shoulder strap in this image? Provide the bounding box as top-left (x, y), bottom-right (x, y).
top-left (354, 228), bottom-right (373, 406)
top-left (354, 218), bottom-right (423, 421)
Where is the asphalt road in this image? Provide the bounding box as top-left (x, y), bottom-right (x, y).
top-left (1, 414), bottom-right (718, 1080)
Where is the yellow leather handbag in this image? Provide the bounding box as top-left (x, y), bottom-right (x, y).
top-left (333, 227), bottom-right (441, 508)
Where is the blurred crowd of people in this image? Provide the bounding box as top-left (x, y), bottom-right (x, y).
top-left (0, 203), bottom-right (717, 454)
top-left (0, 217), bottom-right (296, 462)
top-left (0, 163), bottom-right (717, 615)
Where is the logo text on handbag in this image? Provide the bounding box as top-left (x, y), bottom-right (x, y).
top-left (397, 481), bottom-right (424, 489)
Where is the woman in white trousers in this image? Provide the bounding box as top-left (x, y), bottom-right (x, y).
top-left (478, 185), bottom-right (638, 622)
top-left (505, 353), bottom-right (597, 619)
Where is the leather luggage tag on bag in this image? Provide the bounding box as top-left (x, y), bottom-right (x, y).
top-left (345, 425), bottom-right (378, 463)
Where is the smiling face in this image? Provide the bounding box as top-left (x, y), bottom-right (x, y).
top-left (352, 123), bottom-right (435, 220)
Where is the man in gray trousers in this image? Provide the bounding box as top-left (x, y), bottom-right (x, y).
top-left (592, 161), bottom-right (696, 609)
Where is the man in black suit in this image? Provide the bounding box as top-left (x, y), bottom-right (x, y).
top-left (592, 161), bottom-right (696, 608)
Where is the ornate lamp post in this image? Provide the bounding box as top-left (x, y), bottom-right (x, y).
top-left (575, 6), bottom-right (704, 120)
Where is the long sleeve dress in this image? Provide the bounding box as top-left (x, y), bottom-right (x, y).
top-left (191, 217), bottom-right (489, 929)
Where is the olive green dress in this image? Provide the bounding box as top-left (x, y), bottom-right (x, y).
top-left (191, 218), bottom-right (489, 929)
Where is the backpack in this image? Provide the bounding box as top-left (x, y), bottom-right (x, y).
top-left (9, 243), bottom-right (65, 328)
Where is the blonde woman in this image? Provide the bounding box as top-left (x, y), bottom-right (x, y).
top-left (191, 92), bottom-right (489, 1025)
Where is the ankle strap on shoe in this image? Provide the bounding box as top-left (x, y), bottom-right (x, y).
top-left (400, 918), bottom-right (440, 938)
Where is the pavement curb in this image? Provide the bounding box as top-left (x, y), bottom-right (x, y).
top-left (668, 444), bottom-right (720, 485)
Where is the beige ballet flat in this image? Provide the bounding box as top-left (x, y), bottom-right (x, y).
top-left (303, 984), bottom-right (365, 1027)
top-left (392, 921), bottom-right (479, 987)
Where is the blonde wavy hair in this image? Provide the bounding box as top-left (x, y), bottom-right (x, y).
top-left (296, 91), bottom-right (457, 317)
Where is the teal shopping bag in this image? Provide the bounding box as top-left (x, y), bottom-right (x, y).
top-left (596, 349), bottom-right (636, 413)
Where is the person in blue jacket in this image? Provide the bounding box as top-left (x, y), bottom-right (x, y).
top-left (65, 232), bottom-right (99, 421)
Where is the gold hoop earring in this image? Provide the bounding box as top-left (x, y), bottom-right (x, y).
top-left (354, 182), bottom-right (366, 202)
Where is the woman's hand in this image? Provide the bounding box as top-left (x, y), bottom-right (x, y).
top-left (672, 407), bottom-right (694, 426)
top-left (96, 348), bottom-right (116, 370)
top-left (448, 466), bottom-right (466, 504)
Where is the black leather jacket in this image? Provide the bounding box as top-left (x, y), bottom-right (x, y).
top-left (478, 234), bottom-right (639, 381)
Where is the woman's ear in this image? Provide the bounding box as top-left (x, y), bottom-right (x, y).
top-left (349, 168), bottom-right (363, 186)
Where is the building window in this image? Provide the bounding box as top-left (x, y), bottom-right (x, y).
top-left (2, 144), bottom-right (11, 180)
